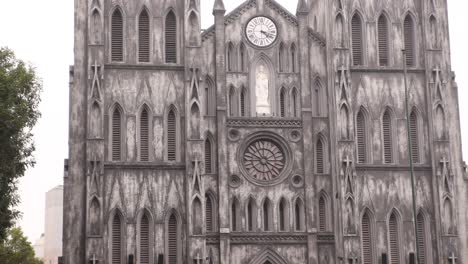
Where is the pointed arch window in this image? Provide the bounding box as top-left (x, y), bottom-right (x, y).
top-left (335, 14), bottom-right (344, 47)
top-left (240, 87), bottom-right (248, 117)
top-left (112, 106), bottom-right (122, 161)
top-left (444, 198), bottom-right (454, 234)
top-left (294, 198), bottom-right (305, 231)
top-left (416, 213), bottom-right (427, 264)
top-left (205, 78), bottom-right (215, 116)
top-left (389, 212), bottom-right (400, 264)
top-left (138, 9), bottom-right (150, 63)
top-left (262, 199), bottom-right (273, 231)
top-left (279, 43), bottom-right (286, 72)
top-left (378, 14), bottom-right (389, 66)
top-left (205, 137), bottom-right (213, 174)
top-left (91, 9), bottom-right (102, 44)
top-left (278, 198), bottom-right (289, 231)
top-left (409, 109), bottom-right (420, 163)
top-left (429, 16), bottom-right (438, 49)
top-left (382, 109), bottom-right (393, 163)
top-left (404, 15), bottom-right (415, 67)
top-left (192, 198), bottom-right (202, 235)
top-left (362, 212), bottom-right (373, 264)
top-left (340, 105), bottom-right (350, 139)
top-left (351, 13), bottom-right (363, 66)
top-left (290, 44), bottom-right (297, 73)
top-left (280, 88), bottom-right (286, 117)
top-left (435, 105), bottom-right (446, 140)
top-left (316, 138), bottom-right (324, 174)
top-left (111, 212), bottom-right (123, 264)
top-left (139, 213), bottom-right (150, 264)
top-left (356, 108), bottom-right (368, 163)
top-left (231, 198), bottom-right (240, 232)
top-left (165, 10), bottom-right (177, 63)
top-left (167, 213), bottom-right (178, 264)
top-left (188, 11), bottom-right (199, 45)
top-left (229, 86), bottom-right (236, 117)
top-left (246, 198), bottom-right (257, 231)
top-left (89, 198), bottom-right (101, 235)
top-left (111, 8), bottom-right (124, 62)
top-left (227, 42), bottom-right (235, 72)
top-left (140, 107), bottom-right (149, 162)
top-left (167, 109), bottom-right (177, 161)
top-left (314, 80), bottom-right (323, 116)
top-left (239, 43), bottom-right (247, 72)
top-left (205, 194), bottom-right (214, 232)
top-left (292, 88), bottom-right (299, 118)
top-left (318, 195), bottom-right (327, 232)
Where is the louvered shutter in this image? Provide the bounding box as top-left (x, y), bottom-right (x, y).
top-left (357, 110), bottom-right (367, 163)
top-left (292, 89), bottom-right (298, 118)
top-left (167, 110), bottom-right (176, 161)
top-left (140, 214), bottom-right (150, 264)
top-left (240, 90), bottom-right (246, 117)
top-left (378, 15), bottom-right (389, 66)
top-left (316, 140), bottom-right (324, 174)
top-left (112, 108), bottom-right (121, 161)
top-left (280, 89), bottom-right (286, 117)
top-left (383, 111), bottom-right (393, 163)
top-left (416, 214), bottom-right (426, 264)
top-left (112, 214), bottom-right (122, 264)
top-left (111, 9), bottom-right (123, 62)
top-left (205, 139), bottom-right (212, 174)
top-left (168, 214), bottom-right (177, 264)
top-left (404, 16), bottom-right (415, 67)
top-left (140, 108), bottom-right (149, 161)
top-left (319, 197), bottom-right (326, 232)
top-left (409, 111), bottom-right (420, 163)
top-left (165, 11), bottom-right (177, 63)
top-left (206, 196), bottom-right (213, 232)
top-left (139, 10), bottom-right (150, 63)
top-left (389, 214), bottom-right (400, 264)
top-left (351, 15), bottom-right (363, 66)
top-left (362, 213), bottom-right (373, 264)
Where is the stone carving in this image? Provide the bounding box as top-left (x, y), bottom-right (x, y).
top-left (227, 118), bottom-right (302, 128)
top-left (244, 139), bottom-right (285, 181)
top-left (255, 64), bottom-right (271, 115)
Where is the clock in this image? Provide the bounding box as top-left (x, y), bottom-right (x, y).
top-left (246, 16), bottom-right (278, 47)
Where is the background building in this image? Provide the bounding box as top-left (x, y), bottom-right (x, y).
top-left (64, 0), bottom-right (468, 263)
top-left (33, 233), bottom-right (45, 261)
top-left (44, 185), bottom-right (63, 264)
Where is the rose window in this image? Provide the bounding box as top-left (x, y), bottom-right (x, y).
top-left (243, 140), bottom-right (285, 181)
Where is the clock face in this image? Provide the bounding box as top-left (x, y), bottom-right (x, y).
top-left (246, 16), bottom-right (278, 47)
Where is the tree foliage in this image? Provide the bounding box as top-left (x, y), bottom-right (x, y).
top-left (0, 227), bottom-right (44, 264)
top-left (0, 48), bottom-right (42, 242)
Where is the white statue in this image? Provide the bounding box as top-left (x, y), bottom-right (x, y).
top-left (255, 64), bottom-right (271, 115)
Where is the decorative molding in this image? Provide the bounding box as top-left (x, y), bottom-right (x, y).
top-left (288, 130), bottom-right (302, 142)
top-left (355, 164), bottom-right (432, 172)
top-left (317, 233), bottom-right (335, 244)
top-left (105, 64), bottom-right (185, 71)
top-left (230, 233), bottom-right (307, 244)
top-left (227, 118), bottom-right (302, 128)
top-left (265, 0), bottom-right (298, 27)
top-left (104, 162), bottom-right (185, 170)
top-left (350, 67), bottom-right (426, 73)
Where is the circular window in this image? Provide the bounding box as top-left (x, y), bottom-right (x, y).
top-left (239, 132), bottom-right (292, 186)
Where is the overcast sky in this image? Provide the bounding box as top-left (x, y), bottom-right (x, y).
top-left (0, 0), bottom-right (466, 243)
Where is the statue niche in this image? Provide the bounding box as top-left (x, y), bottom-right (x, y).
top-left (250, 56), bottom-right (276, 117)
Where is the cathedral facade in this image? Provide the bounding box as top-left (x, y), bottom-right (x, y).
top-left (63, 0), bottom-right (468, 263)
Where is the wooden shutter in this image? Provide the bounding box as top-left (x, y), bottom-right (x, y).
top-left (383, 111), bottom-right (393, 163)
top-left (416, 214), bottom-right (426, 264)
top-left (378, 15), bottom-right (389, 66)
top-left (112, 214), bottom-right (122, 264)
top-left (316, 139), bottom-right (324, 174)
top-left (112, 108), bottom-right (121, 161)
top-left (404, 16), bottom-right (415, 67)
top-left (140, 214), bottom-right (150, 264)
top-left (319, 197), bottom-right (326, 232)
top-left (280, 89), bottom-right (286, 117)
top-left (165, 11), bottom-right (177, 63)
top-left (362, 213), bottom-right (373, 264)
top-left (139, 10), bottom-right (150, 63)
top-left (111, 9), bottom-right (123, 62)
top-left (167, 110), bottom-right (176, 161)
top-left (389, 213), bottom-right (400, 264)
top-left (351, 14), bottom-right (363, 66)
top-left (140, 108), bottom-right (149, 162)
top-left (206, 196), bottom-right (213, 232)
top-left (205, 139), bottom-right (212, 173)
top-left (357, 110), bottom-right (367, 163)
top-left (168, 214), bottom-right (177, 264)
top-left (409, 111), bottom-right (420, 163)
top-left (240, 90), bottom-right (246, 117)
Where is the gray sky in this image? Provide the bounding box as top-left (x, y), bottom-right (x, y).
top-left (0, 0), bottom-right (466, 243)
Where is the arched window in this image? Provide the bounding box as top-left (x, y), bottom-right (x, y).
top-left (278, 198), bottom-right (289, 231)
top-left (290, 44), bottom-right (297, 73)
top-left (318, 195), bottom-right (327, 232)
top-left (356, 108), bottom-right (368, 163)
top-left (279, 88), bottom-right (286, 117)
top-left (316, 138), bottom-right (324, 174)
top-left (139, 213), bottom-right (150, 264)
top-left (91, 9), bottom-right (102, 44)
top-left (378, 14), bottom-right (389, 66)
top-left (231, 198), bottom-right (240, 232)
top-left (382, 109), bottom-right (393, 163)
top-left (444, 198), bottom-right (454, 234)
top-left (314, 79), bottom-right (323, 116)
top-left (362, 211), bottom-right (373, 264)
top-left (192, 198), bottom-right (202, 235)
top-left (167, 109), bottom-right (177, 161)
top-left (279, 43), bottom-right (286, 72)
top-left (294, 198), bottom-right (305, 231)
top-left (229, 86), bottom-right (236, 117)
top-left (335, 14), bottom-right (344, 47)
top-left (112, 106), bottom-right (122, 161)
top-left (138, 9), bottom-right (150, 62)
top-left (435, 105), bottom-right (446, 140)
top-left (262, 198), bottom-right (273, 231)
top-left (351, 13), bottom-right (363, 66)
top-left (404, 15), bottom-right (415, 67)
top-left (239, 43), bottom-right (247, 72)
top-left (416, 212), bottom-right (427, 264)
top-left (291, 88), bottom-right (299, 118)
top-left (240, 87), bottom-right (247, 117)
top-left (140, 107), bottom-right (149, 162)
top-left (111, 212), bottom-right (123, 264)
top-left (340, 105), bottom-right (350, 139)
top-left (205, 137), bottom-right (213, 174)
top-left (89, 198), bottom-right (101, 235)
top-left (167, 213), bottom-right (178, 264)
top-left (389, 212), bottom-right (400, 264)
top-left (429, 16), bottom-right (438, 49)
top-left (205, 194), bottom-right (214, 232)
top-left (409, 109), bottom-right (420, 163)
top-left (188, 11), bottom-right (199, 45)
top-left (111, 8), bottom-right (124, 62)
top-left (165, 11), bottom-right (177, 63)
top-left (205, 77), bottom-right (215, 116)
top-left (246, 198), bottom-right (257, 231)
top-left (227, 42), bottom-right (235, 71)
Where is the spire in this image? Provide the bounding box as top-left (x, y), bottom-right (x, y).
top-left (296, 0), bottom-right (309, 15)
top-left (213, 0), bottom-right (226, 15)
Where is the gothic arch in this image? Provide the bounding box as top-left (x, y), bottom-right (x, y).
top-left (290, 43), bottom-right (297, 73)
top-left (90, 8), bottom-right (102, 44)
top-left (249, 53), bottom-right (276, 116)
top-left (361, 208), bottom-right (376, 264)
top-left (381, 106), bottom-right (396, 164)
top-left (403, 12), bottom-right (417, 67)
top-left (204, 133), bottom-right (215, 174)
top-left (313, 77), bottom-right (325, 116)
top-left (191, 196), bottom-right (203, 235)
top-left (246, 196), bottom-right (258, 231)
top-left (291, 87), bottom-right (300, 118)
top-left (387, 209), bottom-right (403, 264)
top-left (188, 10), bottom-right (200, 45)
top-left (205, 191), bottom-right (217, 232)
top-left (165, 208), bottom-right (182, 264)
top-left (89, 196), bottom-right (101, 236)
top-left (278, 197), bottom-right (290, 231)
top-left (204, 75), bottom-right (216, 116)
top-left (335, 13), bottom-right (344, 47)
top-left (239, 42), bottom-right (248, 72)
top-left (110, 6), bottom-right (125, 62)
top-left (248, 248), bottom-right (288, 264)
top-left (90, 101), bottom-right (102, 139)
top-left (429, 15), bottom-right (438, 49)
top-left (231, 197), bottom-right (241, 232)
top-left (227, 42), bottom-right (236, 71)
top-left (318, 190), bottom-right (331, 232)
top-left (108, 208), bottom-right (126, 264)
top-left (434, 104), bottom-right (446, 140)
top-left (293, 196), bottom-right (305, 231)
top-left (138, 6), bottom-right (151, 63)
top-left (377, 11), bottom-right (391, 66)
top-left (109, 102), bottom-right (125, 162)
top-left (165, 104), bottom-right (180, 162)
top-left (138, 104), bottom-right (152, 162)
top-left (137, 208), bottom-right (154, 264)
top-left (409, 107), bottom-right (422, 163)
top-left (356, 106), bottom-right (371, 163)
top-left (164, 8), bottom-right (179, 64)
top-left (351, 10), bottom-right (365, 66)
top-left (190, 102), bottom-right (201, 139)
top-left (261, 197), bottom-right (273, 231)
top-left (339, 103), bottom-right (351, 140)
top-left (228, 85), bottom-right (237, 117)
top-left (279, 86), bottom-right (287, 117)
top-left (416, 208), bottom-right (432, 264)
top-left (278, 42), bottom-right (287, 72)
top-left (315, 133), bottom-right (329, 174)
top-left (240, 85), bottom-right (249, 117)
top-left (443, 198), bottom-right (455, 234)
top-left (344, 197), bottom-right (356, 234)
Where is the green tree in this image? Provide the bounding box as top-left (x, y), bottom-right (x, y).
top-left (0, 47), bottom-right (42, 242)
top-left (0, 227), bottom-right (44, 264)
